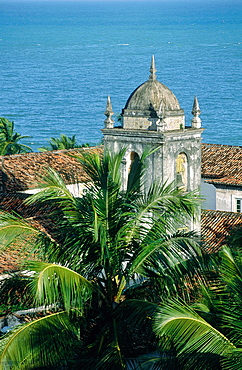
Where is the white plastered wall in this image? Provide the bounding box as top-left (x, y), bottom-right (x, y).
top-left (201, 179), bottom-right (216, 210)
top-left (201, 179), bottom-right (242, 212)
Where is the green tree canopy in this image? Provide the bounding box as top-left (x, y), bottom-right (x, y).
top-left (0, 117), bottom-right (32, 155)
top-left (38, 134), bottom-right (89, 152)
top-left (154, 244), bottom-right (242, 369)
top-left (0, 148), bottom-right (204, 369)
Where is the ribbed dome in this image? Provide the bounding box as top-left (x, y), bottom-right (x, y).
top-left (121, 56), bottom-right (185, 131)
top-left (124, 78), bottom-right (181, 113)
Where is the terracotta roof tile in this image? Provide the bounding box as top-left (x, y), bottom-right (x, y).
top-left (1, 143), bottom-right (241, 190)
top-left (0, 147), bottom-right (103, 192)
top-left (201, 144), bottom-right (242, 186)
top-left (0, 193), bottom-right (62, 273)
top-left (201, 209), bottom-right (242, 252)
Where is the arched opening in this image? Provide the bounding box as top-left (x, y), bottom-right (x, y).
top-left (130, 151), bottom-right (139, 170)
top-left (126, 151), bottom-right (139, 173)
top-left (126, 151), bottom-right (140, 190)
top-left (176, 153), bottom-right (188, 191)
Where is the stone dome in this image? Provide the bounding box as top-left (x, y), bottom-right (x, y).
top-left (122, 56), bottom-right (185, 131)
top-left (124, 78), bottom-right (181, 113)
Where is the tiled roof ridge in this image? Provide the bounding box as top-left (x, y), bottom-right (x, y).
top-left (201, 143), bottom-right (242, 186)
top-left (201, 209), bottom-right (242, 253)
top-left (204, 179), bottom-right (242, 187)
top-left (202, 143), bottom-right (242, 149)
top-left (202, 209), bottom-right (242, 217)
top-left (0, 145), bottom-right (103, 159)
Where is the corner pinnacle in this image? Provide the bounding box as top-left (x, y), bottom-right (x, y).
top-left (104, 96), bottom-right (114, 129)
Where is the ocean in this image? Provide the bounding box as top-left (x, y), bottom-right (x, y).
top-left (0, 0), bottom-right (242, 151)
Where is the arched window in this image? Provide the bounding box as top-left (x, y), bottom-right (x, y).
top-left (176, 153), bottom-right (188, 191)
top-left (125, 151), bottom-right (140, 190)
top-left (130, 151), bottom-right (139, 168)
top-left (127, 151), bottom-right (139, 173)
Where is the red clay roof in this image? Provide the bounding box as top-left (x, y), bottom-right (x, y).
top-left (0, 143), bottom-right (241, 191)
top-left (0, 192), bottom-right (55, 273)
top-left (201, 209), bottom-right (242, 253)
top-left (2, 208), bottom-right (242, 273)
top-left (0, 147), bottom-right (103, 192)
top-left (201, 143), bottom-right (242, 187)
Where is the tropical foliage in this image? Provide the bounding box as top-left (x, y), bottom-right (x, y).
top-left (38, 134), bottom-right (89, 152)
top-left (154, 244), bottom-right (242, 369)
top-left (0, 148), bottom-right (204, 369)
top-left (0, 117), bottom-right (32, 155)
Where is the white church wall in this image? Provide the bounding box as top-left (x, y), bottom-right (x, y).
top-left (216, 187), bottom-right (242, 212)
top-left (201, 180), bottom-right (242, 212)
top-left (201, 179), bottom-right (216, 210)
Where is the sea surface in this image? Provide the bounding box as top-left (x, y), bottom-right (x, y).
top-left (0, 0), bottom-right (242, 151)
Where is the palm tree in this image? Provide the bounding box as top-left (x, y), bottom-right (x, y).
top-left (0, 117), bottom-right (32, 155)
top-left (38, 134), bottom-right (89, 152)
top-left (0, 148), bottom-right (204, 369)
top-left (154, 245), bottom-right (242, 369)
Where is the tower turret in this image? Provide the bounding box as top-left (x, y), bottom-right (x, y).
top-left (102, 57), bottom-right (204, 232)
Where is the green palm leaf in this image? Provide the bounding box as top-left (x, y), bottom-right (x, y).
top-left (27, 261), bottom-right (94, 313)
top-left (219, 246), bottom-right (242, 290)
top-left (0, 212), bottom-right (43, 251)
top-left (25, 166), bottom-right (76, 204)
top-left (154, 299), bottom-right (237, 369)
top-left (0, 117), bottom-right (32, 155)
top-left (0, 312), bottom-right (77, 370)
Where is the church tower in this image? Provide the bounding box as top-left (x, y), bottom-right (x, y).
top-left (102, 56), bottom-right (203, 200)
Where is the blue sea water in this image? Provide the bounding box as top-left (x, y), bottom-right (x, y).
top-left (0, 0), bottom-right (242, 151)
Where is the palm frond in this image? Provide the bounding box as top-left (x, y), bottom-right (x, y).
top-left (96, 341), bottom-right (126, 370)
top-left (221, 349), bottom-right (242, 370)
top-left (0, 272), bottom-right (33, 309)
top-left (0, 212), bottom-right (42, 251)
top-left (131, 233), bottom-right (202, 276)
top-left (72, 147), bottom-right (125, 189)
top-left (114, 299), bottom-right (157, 327)
top-left (0, 311), bottom-right (77, 370)
top-left (219, 246), bottom-right (242, 286)
top-left (154, 299), bottom-right (236, 368)
top-left (25, 167), bottom-right (75, 205)
top-left (123, 180), bottom-right (201, 248)
top-left (27, 261), bottom-right (94, 313)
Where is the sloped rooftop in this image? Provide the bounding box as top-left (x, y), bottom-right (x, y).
top-left (0, 147), bottom-right (102, 192)
top-left (201, 209), bottom-right (242, 253)
top-left (0, 143), bottom-right (241, 192)
top-left (0, 192), bottom-right (56, 273)
top-left (202, 143), bottom-right (242, 187)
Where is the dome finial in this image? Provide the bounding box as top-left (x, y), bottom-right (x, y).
top-left (149, 55), bottom-right (157, 80)
top-left (104, 96), bottom-right (114, 129)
